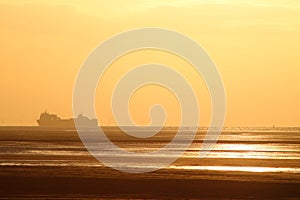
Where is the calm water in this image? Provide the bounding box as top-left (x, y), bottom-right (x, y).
top-left (1, 127), bottom-right (300, 180)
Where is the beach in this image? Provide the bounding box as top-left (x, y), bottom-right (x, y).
top-left (1, 127), bottom-right (300, 199)
top-left (2, 168), bottom-right (300, 199)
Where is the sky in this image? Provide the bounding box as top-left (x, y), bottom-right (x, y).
top-left (0, 0), bottom-right (300, 126)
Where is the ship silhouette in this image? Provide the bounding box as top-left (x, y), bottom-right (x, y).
top-left (37, 111), bottom-right (98, 128)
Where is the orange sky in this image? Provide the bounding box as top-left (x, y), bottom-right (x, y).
top-left (0, 0), bottom-right (300, 126)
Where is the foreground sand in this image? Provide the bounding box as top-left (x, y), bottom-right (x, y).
top-left (1, 165), bottom-right (300, 199)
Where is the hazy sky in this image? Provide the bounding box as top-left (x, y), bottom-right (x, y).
top-left (0, 0), bottom-right (299, 126)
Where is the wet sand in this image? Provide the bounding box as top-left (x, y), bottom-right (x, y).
top-left (1, 127), bottom-right (300, 199)
top-left (1, 165), bottom-right (300, 199)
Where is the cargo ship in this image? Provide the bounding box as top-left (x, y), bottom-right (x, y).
top-left (37, 111), bottom-right (98, 128)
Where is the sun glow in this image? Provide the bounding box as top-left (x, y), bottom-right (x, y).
top-left (0, 1), bottom-right (299, 126)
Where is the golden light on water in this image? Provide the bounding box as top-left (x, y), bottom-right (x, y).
top-left (226, 144), bottom-right (261, 151)
top-left (170, 165), bottom-right (300, 173)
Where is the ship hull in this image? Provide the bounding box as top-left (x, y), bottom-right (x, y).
top-left (37, 119), bottom-right (98, 128)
